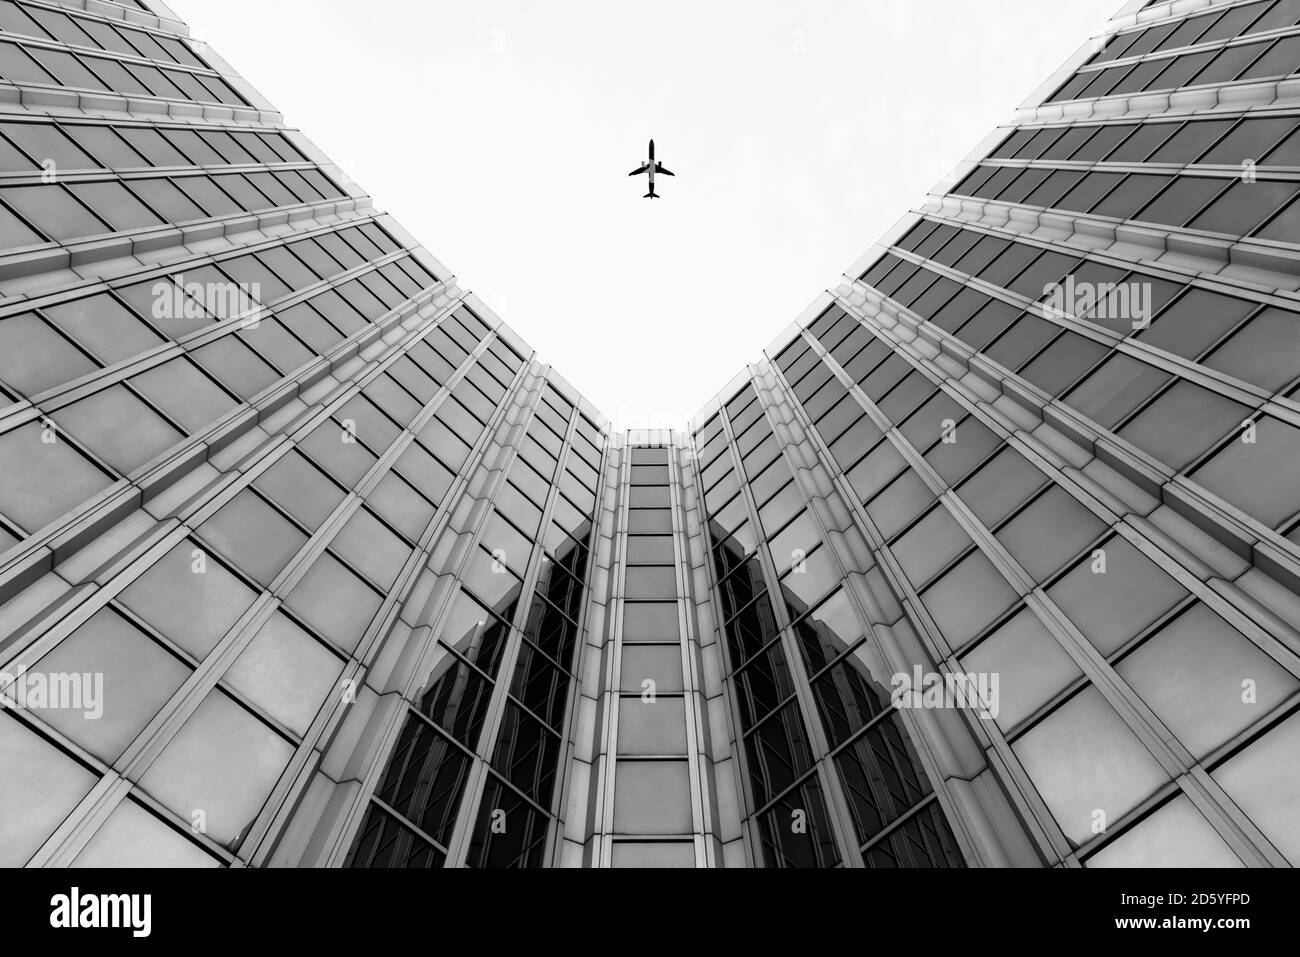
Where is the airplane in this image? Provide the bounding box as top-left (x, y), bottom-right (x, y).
top-left (628, 139), bottom-right (674, 199)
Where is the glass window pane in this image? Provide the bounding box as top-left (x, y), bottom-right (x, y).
top-left (628, 509), bottom-right (672, 534)
top-left (923, 417), bottom-right (1002, 485)
top-left (612, 760), bottom-right (692, 834)
top-left (191, 336), bottom-right (279, 401)
top-left (866, 471), bottom-right (934, 540)
top-left (892, 506), bottom-right (971, 586)
top-left (1019, 333), bottom-right (1109, 396)
top-left (0, 422), bottom-right (111, 533)
top-left (1091, 173), bottom-right (1173, 221)
top-left (1117, 604), bottom-right (1297, 758)
top-left (0, 6), bottom-right (51, 42)
top-left (477, 510), bottom-right (531, 578)
top-left (330, 508), bottom-right (410, 589)
top-left (43, 293), bottom-right (163, 365)
top-left (461, 546), bottom-right (523, 617)
top-left (117, 278), bottom-right (209, 339)
top-left (1117, 381), bottom-right (1251, 471)
top-left (253, 450), bottom-right (344, 531)
top-left (1202, 116), bottom-right (1297, 165)
top-left (1, 184), bottom-right (105, 241)
top-left (130, 358), bottom-right (238, 434)
top-left (1148, 120), bottom-right (1235, 164)
top-left (70, 181), bottom-right (163, 231)
top-left (769, 511), bottom-right (820, 575)
top-left (1013, 686), bottom-right (1168, 847)
top-left (610, 842), bottom-right (694, 868)
top-left (995, 487), bottom-right (1107, 582)
top-left (757, 776), bottom-right (842, 868)
top-left (0, 713), bottom-right (97, 866)
top-left (1, 121), bottom-right (95, 169)
top-left (175, 174), bottom-right (242, 216)
top-left (224, 612), bottom-right (342, 736)
top-left (956, 447), bottom-right (1046, 529)
top-left (139, 689), bottom-right (293, 849)
top-left (80, 56), bottom-right (149, 96)
top-left (1085, 795), bottom-right (1242, 868)
top-left (626, 535), bottom-right (673, 564)
top-left (30, 48), bottom-right (109, 91)
top-left (115, 127), bottom-right (187, 165)
top-left (1138, 176), bottom-right (1230, 229)
top-left (120, 538), bottom-right (258, 660)
top-left (625, 565), bottom-right (677, 600)
top-left (1138, 288), bottom-right (1255, 360)
top-left (34, 606), bottom-right (190, 761)
top-left (618, 696), bottom-right (687, 755)
top-left (1204, 306), bottom-right (1300, 393)
top-left (431, 590), bottom-right (506, 670)
top-left (628, 485), bottom-right (669, 508)
top-left (299, 421), bottom-right (377, 487)
top-left (1191, 415), bottom-right (1300, 528)
top-left (791, 587), bottom-right (861, 672)
top-left (161, 127), bottom-right (224, 164)
top-left (620, 644), bottom-right (684, 694)
top-left (961, 608), bottom-right (1083, 733)
top-left (847, 439), bottom-right (907, 502)
top-left (734, 640), bottom-right (796, 725)
top-left (491, 701), bottom-right (560, 801)
top-left (464, 773), bottom-right (546, 867)
top-left (0, 40), bottom-right (57, 85)
top-left (920, 550), bottom-right (1019, 651)
top-left (1065, 353), bottom-right (1173, 430)
top-left (53, 384), bottom-right (184, 474)
top-left (0, 312), bottom-right (97, 395)
top-left (1189, 180), bottom-right (1297, 237)
top-left (757, 481), bottom-right (804, 536)
top-left (1047, 535), bottom-right (1187, 656)
top-left (72, 798), bottom-right (220, 868)
top-left (198, 489), bottom-right (307, 587)
top-left (368, 473), bottom-right (436, 542)
top-left (0, 197), bottom-right (43, 247)
top-left (131, 177), bottom-right (206, 223)
top-left (834, 711), bottom-right (934, 842)
top-left (1212, 711), bottom-right (1300, 865)
top-left (779, 548), bottom-right (841, 618)
top-left (622, 601), bottom-right (679, 643)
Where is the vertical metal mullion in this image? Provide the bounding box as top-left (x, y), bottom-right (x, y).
top-left (541, 404), bottom-right (612, 865)
top-left (446, 375), bottom-right (600, 867)
top-left (442, 374), bottom-right (549, 866)
top-left (666, 438), bottom-right (716, 867)
top-left (713, 381), bottom-right (863, 867)
top-left (595, 436), bottom-right (632, 866)
top-left (764, 324), bottom-right (996, 866)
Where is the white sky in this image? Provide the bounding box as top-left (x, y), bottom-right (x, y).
top-left (169, 0), bottom-right (1122, 430)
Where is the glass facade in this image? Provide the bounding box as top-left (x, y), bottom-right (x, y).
top-left (1, 0), bottom-right (1298, 868)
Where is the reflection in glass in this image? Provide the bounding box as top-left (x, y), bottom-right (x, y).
top-left (466, 774), bottom-right (548, 868)
top-left (758, 776), bottom-right (841, 868)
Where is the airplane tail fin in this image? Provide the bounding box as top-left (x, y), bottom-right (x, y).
top-left (644, 190), bottom-right (659, 199)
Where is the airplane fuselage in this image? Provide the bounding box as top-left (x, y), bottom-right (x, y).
top-left (631, 139), bottom-right (667, 198)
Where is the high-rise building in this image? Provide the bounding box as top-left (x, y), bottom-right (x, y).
top-left (1, 0), bottom-right (1298, 869)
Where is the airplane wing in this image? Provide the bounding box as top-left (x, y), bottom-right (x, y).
top-left (655, 163), bottom-right (675, 177)
top-left (628, 164), bottom-right (649, 176)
